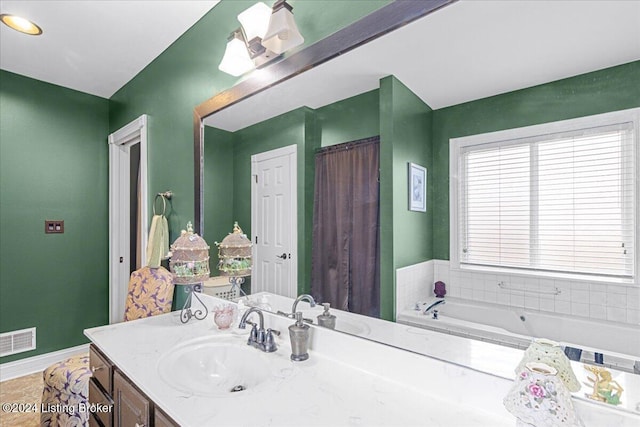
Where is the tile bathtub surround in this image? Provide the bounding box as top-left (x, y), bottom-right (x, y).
top-left (395, 260), bottom-right (434, 316)
top-left (432, 260), bottom-right (640, 326)
top-left (396, 260), bottom-right (640, 326)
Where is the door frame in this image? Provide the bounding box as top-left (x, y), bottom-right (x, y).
top-left (250, 144), bottom-right (297, 296)
top-left (108, 115), bottom-right (148, 323)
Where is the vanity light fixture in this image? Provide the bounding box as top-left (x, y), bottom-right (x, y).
top-left (218, 0), bottom-right (304, 77)
top-left (218, 29), bottom-right (256, 77)
top-left (261, 0), bottom-right (304, 54)
top-left (0, 14), bottom-right (42, 35)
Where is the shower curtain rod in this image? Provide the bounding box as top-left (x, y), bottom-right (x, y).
top-left (315, 135), bottom-right (380, 154)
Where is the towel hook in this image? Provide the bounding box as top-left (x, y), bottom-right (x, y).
top-left (153, 191), bottom-right (172, 216)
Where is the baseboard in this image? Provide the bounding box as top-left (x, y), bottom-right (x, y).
top-left (0, 344), bottom-right (89, 382)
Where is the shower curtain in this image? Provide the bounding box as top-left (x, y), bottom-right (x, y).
top-left (311, 136), bottom-right (380, 317)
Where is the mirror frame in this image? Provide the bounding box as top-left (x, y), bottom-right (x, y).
top-left (193, 0), bottom-right (454, 234)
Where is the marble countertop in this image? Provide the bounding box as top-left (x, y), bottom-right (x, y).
top-left (85, 293), bottom-right (639, 426)
top-left (247, 292), bottom-right (640, 420)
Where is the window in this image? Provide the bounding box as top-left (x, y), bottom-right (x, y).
top-left (450, 109), bottom-right (638, 280)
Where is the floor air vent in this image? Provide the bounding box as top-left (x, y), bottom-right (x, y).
top-left (0, 327), bottom-right (36, 357)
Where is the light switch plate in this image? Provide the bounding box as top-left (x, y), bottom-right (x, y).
top-left (45, 220), bottom-right (64, 234)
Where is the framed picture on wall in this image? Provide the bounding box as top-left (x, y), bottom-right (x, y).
top-left (408, 162), bottom-right (427, 212)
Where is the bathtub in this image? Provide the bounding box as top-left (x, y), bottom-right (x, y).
top-left (397, 298), bottom-right (640, 373)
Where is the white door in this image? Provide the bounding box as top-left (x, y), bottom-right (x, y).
top-left (251, 145), bottom-right (297, 297)
top-left (108, 115), bottom-right (148, 323)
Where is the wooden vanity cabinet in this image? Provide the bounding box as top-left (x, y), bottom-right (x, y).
top-left (88, 345), bottom-right (113, 427)
top-left (88, 344), bottom-right (179, 427)
top-left (113, 370), bottom-right (150, 427)
top-left (155, 407), bottom-right (180, 427)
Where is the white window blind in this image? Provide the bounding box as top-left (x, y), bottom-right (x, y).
top-left (459, 122), bottom-right (635, 278)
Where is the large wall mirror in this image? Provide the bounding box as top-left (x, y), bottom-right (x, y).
top-left (194, 0), bottom-right (453, 321)
top-left (193, 0), bottom-right (639, 383)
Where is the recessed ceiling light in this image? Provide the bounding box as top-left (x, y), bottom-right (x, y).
top-left (0, 14), bottom-right (43, 35)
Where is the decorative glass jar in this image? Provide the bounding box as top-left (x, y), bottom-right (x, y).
top-left (216, 222), bottom-right (252, 277)
top-left (169, 222), bottom-right (210, 284)
top-left (213, 304), bottom-right (236, 330)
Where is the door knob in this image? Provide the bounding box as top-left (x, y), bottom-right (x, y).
top-left (277, 253), bottom-right (287, 259)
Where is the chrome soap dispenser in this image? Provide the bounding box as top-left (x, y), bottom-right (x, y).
top-left (288, 312), bottom-right (310, 361)
top-left (316, 303), bottom-right (336, 329)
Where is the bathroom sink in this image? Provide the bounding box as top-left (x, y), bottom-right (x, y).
top-left (157, 336), bottom-right (271, 397)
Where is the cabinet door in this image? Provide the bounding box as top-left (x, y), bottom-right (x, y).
top-left (89, 413), bottom-right (103, 427)
top-left (113, 370), bottom-right (150, 427)
top-left (89, 378), bottom-right (113, 427)
top-left (155, 408), bottom-right (180, 427)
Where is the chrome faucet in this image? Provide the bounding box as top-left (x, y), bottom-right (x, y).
top-left (238, 307), bottom-right (279, 352)
top-left (422, 299), bottom-right (445, 314)
top-left (292, 294), bottom-right (316, 313)
top-left (278, 294), bottom-right (317, 322)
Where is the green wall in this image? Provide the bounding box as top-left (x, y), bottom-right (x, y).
top-left (379, 76), bottom-right (433, 320)
top-left (431, 61), bottom-right (640, 260)
top-left (317, 89), bottom-right (380, 147)
top-left (203, 126), bottom-right (234, 274)
top-left (0, 70), bottom-right (109, 363)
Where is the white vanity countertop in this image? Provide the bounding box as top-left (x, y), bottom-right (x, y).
top-left (250, 292), bottom-right (640, 421)
top-left (85, 303), bottom-right (517, 427)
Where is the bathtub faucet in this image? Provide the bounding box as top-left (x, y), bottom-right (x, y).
top-left (423, 299), bottom-right (445, 315)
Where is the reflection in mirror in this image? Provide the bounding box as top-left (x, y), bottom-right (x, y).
top-left (195, 0), bottom-right (640, 399)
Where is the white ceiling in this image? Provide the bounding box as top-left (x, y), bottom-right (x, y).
top-left (0, 0), bottom-right (219, 98)
top-left (206, 0), bottom-right (640, 131)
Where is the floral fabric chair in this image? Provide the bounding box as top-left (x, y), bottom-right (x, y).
top-left (123, 266), bottom-right (174, 321)
top-left (41, 266), bottom-right (174, 426)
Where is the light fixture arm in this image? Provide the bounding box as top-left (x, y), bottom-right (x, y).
top-left (244, 32), bottom-right (267, 58)
top-left (233, 24), bottom-right (279, 69)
